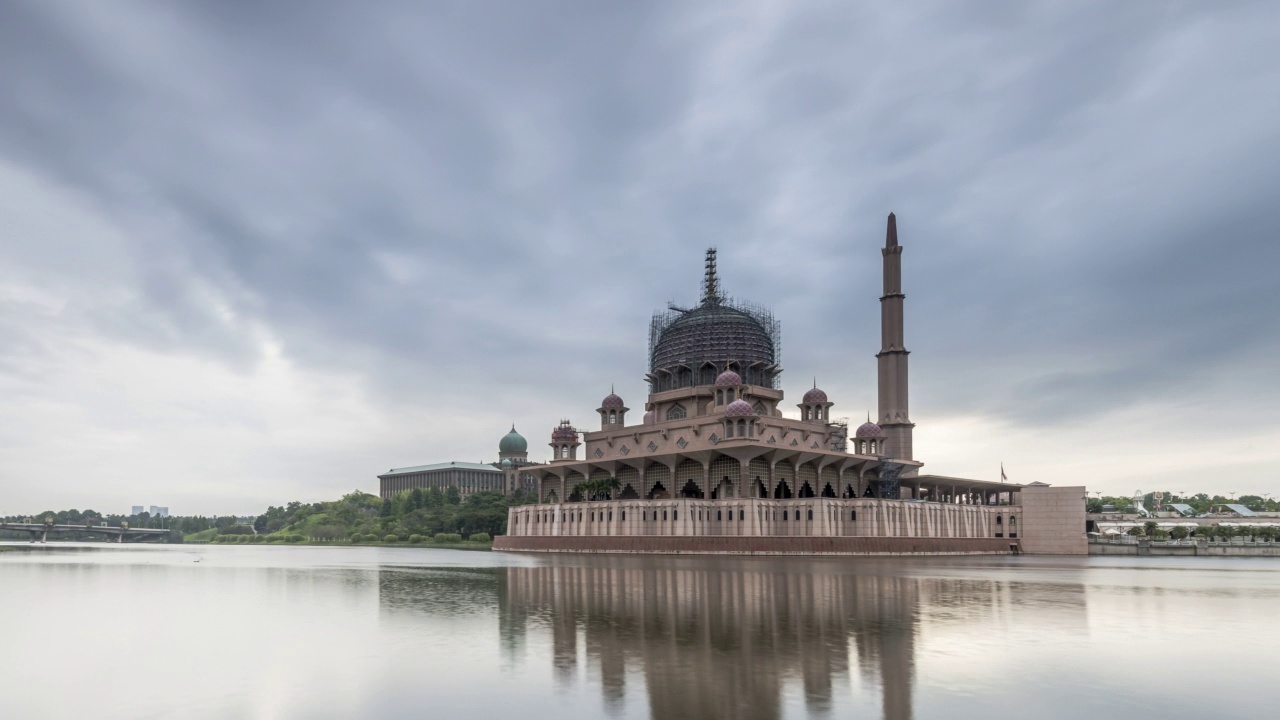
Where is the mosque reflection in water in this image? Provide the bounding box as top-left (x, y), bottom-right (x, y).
top-left (378, 557), bottom-right (1085, 720)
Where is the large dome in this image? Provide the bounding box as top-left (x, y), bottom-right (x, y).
top-left (499, 426), bottom-right (528, 454)
top-left (647, 250), bottom-right (780, 393)
top-left (652, 304), bottom-right (775, 371)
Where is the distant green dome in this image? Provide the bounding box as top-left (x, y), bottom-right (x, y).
top-left (499, 426), bottom-right (527, 454)
top-left (500, 458), bottom-right (513, 467)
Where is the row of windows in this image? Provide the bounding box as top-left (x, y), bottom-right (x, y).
top-left (650, 367), bottom-right (774, 392)
top-left (382, 471), bottom-right (500, 496)
top-left (519, 507), bottom-right (860, 525)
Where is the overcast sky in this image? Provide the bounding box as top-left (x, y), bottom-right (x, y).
top-left (2, 0), bottom-right (1277, 515)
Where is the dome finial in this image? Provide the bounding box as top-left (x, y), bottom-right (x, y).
top-left (701, 247), bottom-right (721, 305)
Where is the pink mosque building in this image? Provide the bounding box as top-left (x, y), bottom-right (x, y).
top-left (493, 215), bottom-right (1086, 555)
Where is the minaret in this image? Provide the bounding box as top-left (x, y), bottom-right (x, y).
top-left (877, 213), bottom-right (914, 460)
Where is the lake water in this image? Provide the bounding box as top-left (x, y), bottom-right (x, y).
top-left (2, 544), bottom-right (1278, 720)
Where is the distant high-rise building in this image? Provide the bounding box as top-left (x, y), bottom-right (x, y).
top-left (149, 506), bottom-right (170, 518)
top-left (131, 506), bottom-right (144, 516)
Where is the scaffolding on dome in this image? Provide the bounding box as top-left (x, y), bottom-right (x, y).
top-left (647, 248), bottom-right (782, 391)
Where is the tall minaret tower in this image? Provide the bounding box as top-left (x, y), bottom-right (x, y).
top-left (877, 212), bottom-right (914, 460)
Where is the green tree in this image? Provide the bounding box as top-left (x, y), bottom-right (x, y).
top-left (408, 488), bottom-right (426, 512)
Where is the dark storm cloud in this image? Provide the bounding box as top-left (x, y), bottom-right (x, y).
top-left (1, 0), bottom-right (1278, 508)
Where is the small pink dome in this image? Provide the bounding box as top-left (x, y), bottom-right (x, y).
top-left (715, 370), bottom-right (742, 387)
top-left (803, 387), bottom-right (828, 403)
top-left (642, 410), bottom-right (656, 424)
top-left (725, 399), bottom-right (754, 417)
top-left (601, 393), bottom-right (624, 410)
top-left (855, 420), bottom-right (884, 438)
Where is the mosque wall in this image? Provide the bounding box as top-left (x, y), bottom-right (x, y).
top-left (494, 533), bottom-right (1013, 555)
top-left (1016, 486), bottom-right (1088, 554)
top-left (506, 498), bottom-right (1016, 542)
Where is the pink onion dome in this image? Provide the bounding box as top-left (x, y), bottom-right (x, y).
top-left (601, 393), bottom-right (624, 410)
top-left (551, 421), bottom-right (579, 442)
top-left (802, 386), bottom-right (828, 403)
top-left (855, 420), bottom-right (884, 438)
top-left (725, 399), bottom-right (754, 417)
top-left (642, 410), bottom-right (656, 424)
top-left (715, 370), bottom-right (742, 387)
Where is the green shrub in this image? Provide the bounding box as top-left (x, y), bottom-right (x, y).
top-left (468, 533), bottom-right (492, 543)
top-left (349, 533), bottom-right (363, 543)
top-left (251, 535), bottom-right (265, 543)
top-left (286, 534), bottom-right (304, 543)
top-left (384, 534), bottom-right (399, 544)
top-left (434, 533), bottom-right (462, 543)
top-left (408, 534), bottom-right (425, 543)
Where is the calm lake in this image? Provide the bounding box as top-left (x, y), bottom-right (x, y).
top-left (2, 544), bottom-right (1277, 719)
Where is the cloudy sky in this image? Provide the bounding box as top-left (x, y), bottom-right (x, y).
top-left (2, 0), bottom-right (1277, 515)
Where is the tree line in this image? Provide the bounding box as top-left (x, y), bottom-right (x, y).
top-left (1086, 493), bottom-right (1278, 515)
top-left (2, 488), bottom-right (537, 544)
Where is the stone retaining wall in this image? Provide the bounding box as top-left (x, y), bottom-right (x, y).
top-left (1089, 541), bottom-right (1280, 557)
top-left (493, 535), bottom-right (1015, 556)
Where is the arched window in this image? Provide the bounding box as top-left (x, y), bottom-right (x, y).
top-left (608, 410), bottom-right (617, 424)
top-left (748, 421), bottom-right (755, 438)
top-left (716, 390), bottom-right (723, 405)
top-left (727, 388), bottom-right (735, 402)
top-left (666, 404), bottom-right (687, 421)
top-left (737, 419), bottom-right (746, 437)
top-left (725, 422), bottom-right (734, 438)
top-left (803, 407), bottom-right (811, 421)
top-left (752, 401), bottom-right (765, 415)
top-left (860, 441), bottom-right (867, 454)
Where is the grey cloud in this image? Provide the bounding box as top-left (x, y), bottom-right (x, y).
top-left (1, 0), bottom-right (1278, 509)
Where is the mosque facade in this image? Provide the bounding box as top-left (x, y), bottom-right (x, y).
top-left (492, 215), bottom-right (1086, 554)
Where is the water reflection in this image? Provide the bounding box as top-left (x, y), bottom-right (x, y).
top-left (9, 547), bottom-right (1280, 719)
top-left (494, 559), bottom-right (928, 719)
top-left (373, 557), bottom-right (1089, 720)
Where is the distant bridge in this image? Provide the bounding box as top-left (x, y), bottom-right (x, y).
top-left (0, 522), bottom-right (170, 543)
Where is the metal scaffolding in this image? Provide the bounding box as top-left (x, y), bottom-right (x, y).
top-left (647, 248), bottom-right (782, 392)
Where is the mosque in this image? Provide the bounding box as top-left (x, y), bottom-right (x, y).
top-left (494, 214), bottom-right (1082, 554)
